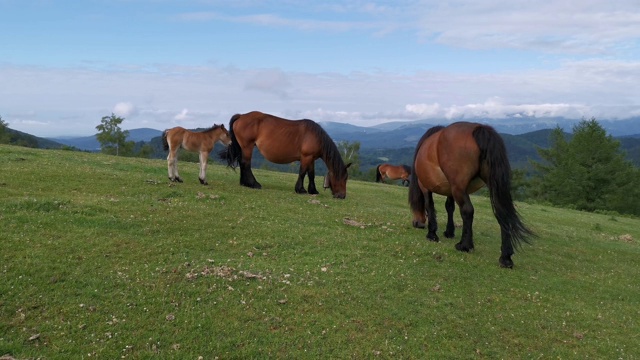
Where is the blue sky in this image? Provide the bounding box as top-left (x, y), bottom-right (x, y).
top-left (2, 0), bottom-right (640, 136)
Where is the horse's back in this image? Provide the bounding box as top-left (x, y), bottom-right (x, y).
top-left (166, 126), bottom-right (186, 136)
top-left (415, 130), bottom-right (450, 195)
top-left (415, 122), bottom-right (485, 196)
top-left (165, 127), bottom-right (186, 149)
top-left (232, 111), bottom-right (316, 164)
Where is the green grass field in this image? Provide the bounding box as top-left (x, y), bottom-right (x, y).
top-left (1, 144), bottom-right (639, 359)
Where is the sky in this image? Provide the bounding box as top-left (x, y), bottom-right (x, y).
top-left (1, 0), bottom-right (640, 137)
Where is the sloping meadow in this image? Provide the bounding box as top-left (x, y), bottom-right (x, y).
top-left (1, 145), bottom-right (639, 359)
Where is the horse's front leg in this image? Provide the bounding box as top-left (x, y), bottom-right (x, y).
top-left (295, 162), bottom-right (308, 194)
top-left (167, 150), bottom-right (183, 183)
top-left (198, 151), bottom-right (209, 185)
top-left (425, 191), bottom-right (439, 242)
top-left (306, 161), bottom-right (319, 195)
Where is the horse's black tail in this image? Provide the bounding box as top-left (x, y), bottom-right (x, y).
top-left (218, 114), bottom-right (242, 168)
top-left (473, 125), bottom-right (534, 250)
top-left (408, 163), bottom-right (422, 213)
top-left (162, 130), bottom-right (169, 151)
top-left (402, 164), bottom-right (412, 186)
top-left (375, 165), bottom-right (382, 182)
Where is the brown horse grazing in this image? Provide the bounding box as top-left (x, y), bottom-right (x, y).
top-left (219, 111), bottom-right (351, 199)
top-left (162, 124), bottom-right (231, 185)
top-left (376, 163), bottom-right (411, 186)
top-left (408, 122), bottom-right (533, 268)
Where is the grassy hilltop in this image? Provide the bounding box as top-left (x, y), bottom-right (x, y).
top-left (1, 144), bottom-right (639, 359)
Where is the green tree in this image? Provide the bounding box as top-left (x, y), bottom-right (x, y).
top-left (336, 140), bottom-right (361, 177)
top-left (0, 115), bottom-right (11, 144)
top-left (137, 143), bottom-right (155, 158)
top-left (96, 114), bottom-right (133, 156)
top-left (530, 118), bottom-right (640, 215)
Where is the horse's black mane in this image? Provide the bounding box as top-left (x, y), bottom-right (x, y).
top-left (402, 164), bottom-right (412, 174)
top-left (305, 120), bottom-right (347, 177)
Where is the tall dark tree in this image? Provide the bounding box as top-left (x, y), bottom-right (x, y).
top-left (96, 114), bottom-right (133, 156)
top-left (530, 118), bottom-right (640, 215)
top-left (0, 115), bottom-right (10, 144)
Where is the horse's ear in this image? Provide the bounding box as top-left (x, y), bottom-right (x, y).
top-left (345, 163), bottom-right (352, 169)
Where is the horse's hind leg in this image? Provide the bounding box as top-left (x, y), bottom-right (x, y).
top-left (167, 149), bottom-right (183, 183)
top-left (239, 147), bottom-right (261, 189)
top-left (198, 151), bottom-right (209, 185)
top-left (444, 195), bottom-right (456, 238)
top-left (425, 191), bottom-right (439, 242)
top-left (453, 190), bottom-right (474, 252)
top-left (500, 232), bottom-right (515, 268)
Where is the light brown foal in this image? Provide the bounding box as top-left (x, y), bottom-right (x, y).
top-left (162, 124), bottom-right (231, 185)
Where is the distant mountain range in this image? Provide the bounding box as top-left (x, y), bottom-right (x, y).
top-left (6, 117), bottom-right (640, 170)
top-left (41, 116), bottom-right (640, 151)
top-left (321, 116), bottom-right (640, 143)
top-left (48, 128), bottom-right (162, 151)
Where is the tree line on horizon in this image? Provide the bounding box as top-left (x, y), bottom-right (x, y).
top-left (1, 114), bottom-right (638, 216)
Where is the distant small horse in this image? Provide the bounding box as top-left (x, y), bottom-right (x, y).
top-left (408, 122), bottom-right (533, 268)
top-left (219, 111), bottom-right (351, 198)
top-left (162, 124), bottom-right (231, 185)
top-left (376, 163), bottom-right (411, 186)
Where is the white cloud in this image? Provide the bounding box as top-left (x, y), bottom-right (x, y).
top-left (244, 69), bottom-right (292, 99)
top-left (176, 2), bottom-right (640, 56)
top-left (415, 1), bottom-right (640, 54)
top-left (404, 98), bottom-right (589, 121)
top-left (405, 103), bottom-right (442, 117)
top-left (2, 57), bottom-right (640, 137)
top-left (113, 102), bottom-right (137, 118)
top-left (177, 11), bottom-right (376, 33)
top-left (174, 108), bottom-right (190, 121)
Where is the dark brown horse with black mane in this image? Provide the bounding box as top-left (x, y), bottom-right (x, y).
top-left (219, 111), bottom-right (351, 198)
top-left (408, 122), bottom-right (533, 268)
top-left (162, 124), bottom-right (231, 185)
top-left (376, 163), bottom-right (411, 186)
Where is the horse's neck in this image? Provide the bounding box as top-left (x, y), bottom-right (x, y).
top-left (208, 129), bottom-right (223, 139)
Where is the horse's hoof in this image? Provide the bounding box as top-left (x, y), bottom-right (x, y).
top-left (241, 182), bottom-right (262, 189)
top-left (455, 242), bottom-right (473, 252)
top-left (427, 232), bottom-right (439, 242)
top-left (176, 177), bottom-right (183, 183)
top-left (499, 256), bottom-right (514, 269)
top-left (199, 178), bottom-right (208, 185)
top-left (412, 221), bottom-right (426, 229)
top-left (296, 188), bottom-right (308, 194)
top-left (308, 189), bottom-right (319, 195)
top-left (444, 230), bottom-right (455, 239)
